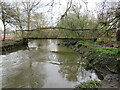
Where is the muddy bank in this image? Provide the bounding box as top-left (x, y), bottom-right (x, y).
top-left (59, 40), bottom-right (120, 88)
top-left (0, 38), bottom-right (28, 53)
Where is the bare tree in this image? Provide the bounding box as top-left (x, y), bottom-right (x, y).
top-left (22, 0), bottom-right (40, 31)
top-left (97, 0), bottom-right (120, 41)
top-left (0, 2), bottom-right (16, 41)
top-left (114, 2), bottom-right (120, 41)
top-left (14, 3), bottom-right (24, 34)
top-left (60, 0), bottom-right (73, 20)
top-left (0, 2), bottom-right (7, 41)
top-left (12, 2), bottom-right (28, 37)
top-left (31, 12), bottom-right (46, 29)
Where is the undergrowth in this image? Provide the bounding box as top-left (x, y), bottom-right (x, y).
top-left (75, 80), bottom-right (101, 88)
top-left (77, 40), bottom-right (120, 55)
top-left (95, 47), bottom-right (120, 55)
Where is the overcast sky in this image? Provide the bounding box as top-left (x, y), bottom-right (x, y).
top-left (0, 0), bottom-right (119, 30)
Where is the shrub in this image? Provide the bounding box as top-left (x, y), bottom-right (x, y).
top-left (75, 80), bottom-right (101, 88)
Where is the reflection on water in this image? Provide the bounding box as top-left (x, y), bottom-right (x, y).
top-left (0, 39), bottom-right (99, 88)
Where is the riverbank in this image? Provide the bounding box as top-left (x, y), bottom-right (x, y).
top-left (1, 39), bottom-right (100, 88)
top-left (59, 40), bottom-right (120, 88)
top-left (0, 38), bottom-right (28, 53)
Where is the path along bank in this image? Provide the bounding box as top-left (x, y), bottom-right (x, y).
top-left (59, 40), bottom-right (120, 88)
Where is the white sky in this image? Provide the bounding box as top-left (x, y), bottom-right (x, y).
top-left (0, 0), bottom-right (119, 30)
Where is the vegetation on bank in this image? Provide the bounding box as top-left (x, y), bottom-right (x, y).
top-left (72, 40), bottom-right (120, 88)
top-left (77, 40), bottom-right (120, 55)
top-left (1, 38), bottom-right (28, 52)
top-left (75, 80), bottom-right (101, 88)
top-left (0, 34), bottom-right (20, 40)
top-left (95, 47), bottom-right (120, 55)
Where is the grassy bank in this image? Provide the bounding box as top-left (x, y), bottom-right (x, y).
top-left (77, 40), bottom-right (120, 55)
top-left (1, 38), bottom-right (28, 53)
top-left (76, 40), bottom-right (120, 88)
top-left (75, 80), bottom-right (101, 89)
top-left (0, 34), bottom-right (20, 40)
top-left (76, 40), bottom-right (120, 73)
top-left (61, 40), bottom-right (120, 88)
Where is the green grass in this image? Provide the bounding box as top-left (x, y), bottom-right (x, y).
top-left (77, 40), bottom-right (91, 46)
top-left (1, 34), bottom-right (20, 39)
top-left (95, 47), bottom-right (120, 55)
top-left (75, 80), bottom-right (101, 88)
top-left (77, 40), bottom-right (120, 55)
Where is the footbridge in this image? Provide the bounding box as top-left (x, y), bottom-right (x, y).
top-left (17, 27), bottom-right (98, 40)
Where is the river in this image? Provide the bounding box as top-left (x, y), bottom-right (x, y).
top-left (0, 39), bottom-right (99, 88)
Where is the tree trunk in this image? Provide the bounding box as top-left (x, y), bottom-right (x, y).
top-left (116, 18), bottom-right (120, 41)
top-left (2, 22), bottom-right (6, 41)
top-left (19, 24), bottom-right (24, 38)
top-left (28, 12), bottom-right (30, 31)
top-left (116, 29), bottom-right (120, 41)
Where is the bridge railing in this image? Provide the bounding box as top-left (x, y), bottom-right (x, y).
top-left (16, 27), bottom-right (98, 39)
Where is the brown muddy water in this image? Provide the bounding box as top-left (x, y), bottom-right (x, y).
top-left (0, 39), bottom-right (100, 88)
